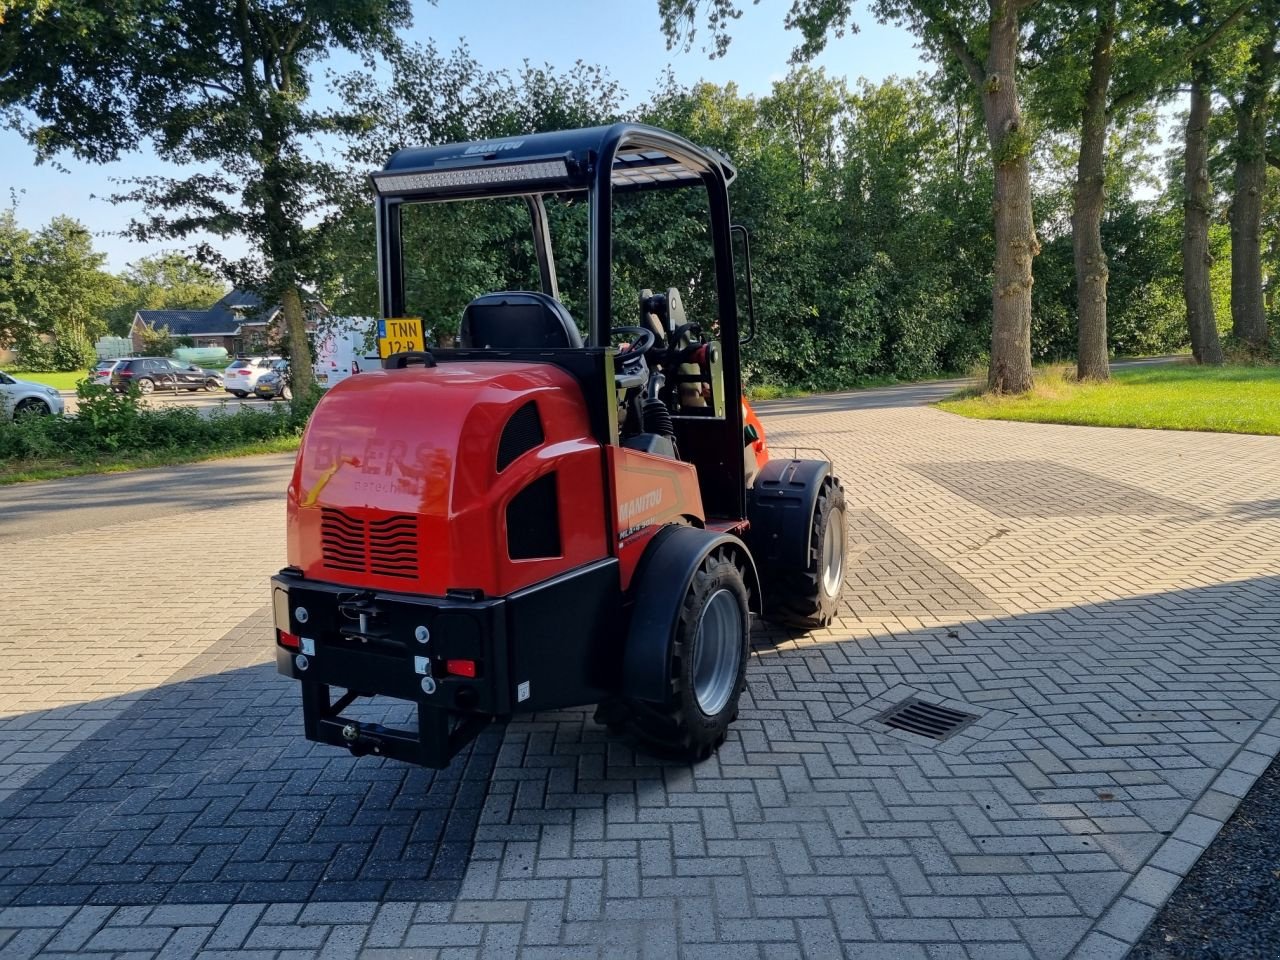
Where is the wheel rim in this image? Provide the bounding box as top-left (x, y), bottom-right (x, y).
top-left (14, 399), bottom-right (47, 418)
top-left (692, 588), bottom-right (743, 717)
top-left (821, 507), bottom-right (845, 597)
top-left (139, 379), bottom-right (153, 394)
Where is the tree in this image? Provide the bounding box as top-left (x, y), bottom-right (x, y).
top-left (0, 0), bottom-right (413, 398)
top-left (1225, 1), bottom-right (1278, 350)
top-left (0, 210), bottom-right (35, 351)
top-left (1027, 0), bottom-right (1245, 380)
top-left (0, 211), bottom-right (117, 368)
top-left (1184, 58), bottom-right (1226, 363)
top-left (108, 253), bottom-right (227, 336)
top-left (660, 0), bottom-right (1044, 394)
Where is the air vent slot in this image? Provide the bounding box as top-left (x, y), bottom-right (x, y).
top-left (496, 401), bottom-right (544, 472)
top-left (321, 508), bottom-right (419, 579)
top-left (368, 514), bottom-right (419, 579)
top-left (875, 698), bottom-right (978, 741)
top-left (321, 508), bottom-right (365, 573)
top-left (506, 473), bottom-right (560, 560)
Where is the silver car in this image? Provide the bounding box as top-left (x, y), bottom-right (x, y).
top-left (0, 370), bottom-right (66, 419)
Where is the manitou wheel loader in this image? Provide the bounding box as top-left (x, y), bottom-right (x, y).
top-left (272, 123), bottom-right (848, 768)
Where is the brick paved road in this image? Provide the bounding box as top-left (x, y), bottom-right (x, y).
top-left (1, 389), bottom-right (1278, 959)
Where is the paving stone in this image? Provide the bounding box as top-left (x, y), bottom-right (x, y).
top-left (5, 390), bottom-right (1280, 959)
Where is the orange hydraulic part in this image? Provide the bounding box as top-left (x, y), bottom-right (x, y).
top-left (287, 361), bottom-right (609, 598)
top-left (742, 397), bottom-right (769, 473)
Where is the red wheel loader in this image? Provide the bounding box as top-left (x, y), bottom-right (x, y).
top-left (272, 124), bottom-right (848, 768)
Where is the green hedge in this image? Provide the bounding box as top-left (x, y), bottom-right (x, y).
top-left (0, 381), bottom-right (316, 464)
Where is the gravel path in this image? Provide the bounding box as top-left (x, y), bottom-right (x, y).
top-left (1131, 752), bottom-right (1280, 960)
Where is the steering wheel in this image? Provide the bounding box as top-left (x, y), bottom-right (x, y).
top-left (610, 326), bottom-right (656, 358)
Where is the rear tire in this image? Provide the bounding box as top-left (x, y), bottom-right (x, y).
top-left (137, 378), bottom-right (155, 395)
top-left (764, 476), bottom-right (847, 629)
top-left (597, 548), bottom-right (750, 762)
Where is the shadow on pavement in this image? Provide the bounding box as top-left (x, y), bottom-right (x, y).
top-left (0, 572), bottom-right (1277, 954)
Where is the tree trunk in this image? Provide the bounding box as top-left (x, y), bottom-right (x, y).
top-left (1229, 114), bottom-right (1269, 348)
top-left (280, 284), bottom-right (314, 397)
top-left (1072, 0), bottom-right (1116, 381)
top-left (1229, 22), bottom-right (1275, 351)
top-left (1182, 64), bottom-right (1223, 364)
top-left (983, 1), bottom-right (1037, 394)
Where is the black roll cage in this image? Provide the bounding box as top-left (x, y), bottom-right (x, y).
top-left (370, 122), bottom-right (748, 520)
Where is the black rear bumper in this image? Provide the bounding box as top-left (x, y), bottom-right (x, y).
top-left (272, 558), bottom-right (622, 768)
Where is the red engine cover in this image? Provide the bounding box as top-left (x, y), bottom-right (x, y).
top-left (287, 361), bottom-right (609, 597)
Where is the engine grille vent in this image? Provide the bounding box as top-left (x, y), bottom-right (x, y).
top-left (321, 508), bottom-right (418, 580)
top-left (320, 509), bottom-right (366, 574)
top-left (875, 698), bottom-right (978, 741)
top-left (368, 514), bottom-right (418, 579)
top-left (496, 401), bottom-right (544, 472)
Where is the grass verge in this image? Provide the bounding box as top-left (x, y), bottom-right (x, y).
top-left (938, 362), bottom-right (1280, 436)
top-left (0, 436), bottom-right (301, 484)
top-left (4, 370), bottom-right (87, 391)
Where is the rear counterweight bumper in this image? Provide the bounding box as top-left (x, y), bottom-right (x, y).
top-left (272, 558), bottom-right (622, 768)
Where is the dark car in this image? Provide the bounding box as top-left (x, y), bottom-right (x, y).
top-left (111, 357), bottom-right (222, 394)
top-left (253, 362), bottom-right (292, 401)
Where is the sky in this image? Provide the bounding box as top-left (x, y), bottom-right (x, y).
top-left (1, 0), bottom-right (926, 272)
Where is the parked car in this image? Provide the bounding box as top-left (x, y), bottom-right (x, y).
top-left (0, 370), bottom-right (65, 419)
top-left (223, 356), bottom-right (283, 397)
top-left (110, 357), bottom-right (222, 394)
top-left (253, 363), bottom-right (292, 401)
top-left (183, 364), bottom-right (224, 391)
top-left (90, 359), bottom-right (122, 384)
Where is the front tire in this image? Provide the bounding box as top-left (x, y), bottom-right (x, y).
top-left (765, 476), bottom-right (847, 629)
top-left (281, 384), bottom-right (293, 401)
top-left (598, 548), bottom-right (750, 762)
top-left (13, 398), bottom-right (50, 419)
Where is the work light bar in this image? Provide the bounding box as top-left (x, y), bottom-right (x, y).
top-left (372, 159), bottom-right (570, 195)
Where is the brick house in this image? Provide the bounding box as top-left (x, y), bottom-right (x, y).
top-left (130, 289), bottom-right (323, 355)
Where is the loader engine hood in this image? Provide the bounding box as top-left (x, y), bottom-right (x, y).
top-left (287, 361), bottom-right (609, 597)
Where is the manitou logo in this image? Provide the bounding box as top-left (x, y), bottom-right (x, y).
top-left (619, 488), bottom-right (663, 526)
top-left (463, 139), bottom-right (525, 155)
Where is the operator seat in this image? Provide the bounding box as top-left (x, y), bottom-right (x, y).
top-left (459, 291), bottom-right (583, 349)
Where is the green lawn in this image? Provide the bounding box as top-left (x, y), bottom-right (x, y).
top-left (938, 363), bottom-right (1280, 436)
top-left (3, 370), bottom-right (88, 391)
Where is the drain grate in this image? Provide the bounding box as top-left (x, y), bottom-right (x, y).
top-left (875, 698), bottom-right (979, 741)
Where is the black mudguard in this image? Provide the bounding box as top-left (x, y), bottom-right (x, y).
top-left (746, 458), bottom-right (832, 573)
top-left (622, 525), bottom-right (760, 704)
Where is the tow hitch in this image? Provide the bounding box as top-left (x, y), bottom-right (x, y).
top-left (339, 719), bottom-right (386, 757)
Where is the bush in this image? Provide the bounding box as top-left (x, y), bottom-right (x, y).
top-left (16, 337), bottom-right (57, 372)
top-left (52, 331), bottom-right (96, 372)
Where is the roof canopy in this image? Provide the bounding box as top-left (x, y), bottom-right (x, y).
top-left (373, 123), bottom-right (736, 201)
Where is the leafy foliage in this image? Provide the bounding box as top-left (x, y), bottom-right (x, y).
top-left (0, 210), bottom-right (119, 368)
top-left (107, 253), bottom-right (227, 336)
top-left (1, 0), bottom-right (414, 399)
top-left (0, 378), bottom-right (312, 465)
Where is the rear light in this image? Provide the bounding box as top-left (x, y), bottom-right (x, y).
top-left (445, 659), bottom-right (477, 678)
top-left (277, 629), bottom-right (301, 650)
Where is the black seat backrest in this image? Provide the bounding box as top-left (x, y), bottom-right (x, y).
top-left (459, 291), bottom-right (583, 349)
